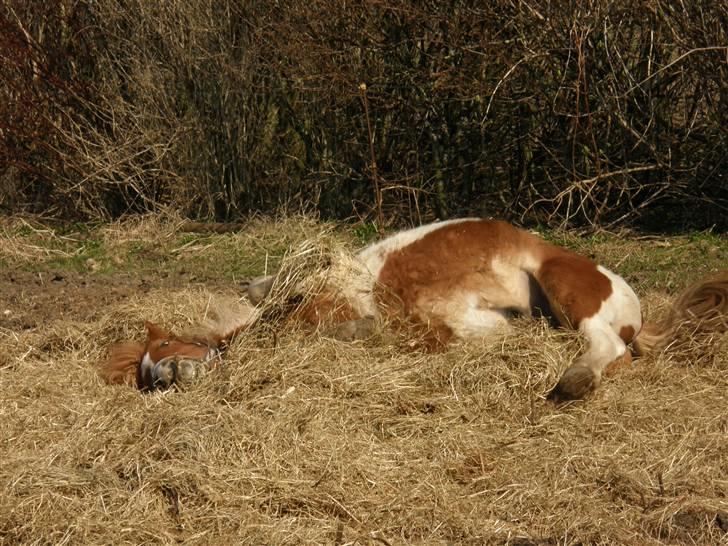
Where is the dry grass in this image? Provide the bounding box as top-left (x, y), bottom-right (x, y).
top-left (0, 216), bottom-right (80, 263)
top-left (1, 216), bottom-right (727, 545)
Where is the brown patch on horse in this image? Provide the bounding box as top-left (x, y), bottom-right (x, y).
top-left (375, 219), bottom-right (530, 324)
top-left (534, 255), bottom-right (612, 328)
top-left (619, 325), bottom-right (636, 344)
top-left (604, 350), bottom-right (633, 378)
top-left (293, 293), bottom-right (360, 327)
top-left (145, 321), bottom-right (172, 342)
top-left (143, 322), bottom-right (210, 365)
top-left (98, 342), bottom-right (146, 387)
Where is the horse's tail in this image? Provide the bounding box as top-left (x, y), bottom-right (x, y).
top-left (98, 342), bottom-right (146, 387)
top-left (633, 271), bottom-right (728, 356)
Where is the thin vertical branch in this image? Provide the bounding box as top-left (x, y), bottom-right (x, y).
top-left (359, 83), bottom-right (384, 237)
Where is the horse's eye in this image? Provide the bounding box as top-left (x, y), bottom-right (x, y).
top-left (160, 340), bottom-right (170, 347)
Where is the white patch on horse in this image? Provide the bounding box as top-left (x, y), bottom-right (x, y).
top-left (312, 250), bottom-right (380, 318)
top-left (140, 351), bottom-right (155, 376)
top-left (488, 255), bottom-right (535, 313)
top-left (434, 290), bottom-right (511, 339)
top-left (596, 265), bottom-right (642, 336)
top-left (576, 315), bottom-right (627, 384)
top-left (571, 268), bottom-right (641, 382)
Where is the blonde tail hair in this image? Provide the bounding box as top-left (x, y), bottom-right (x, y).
top-left (633, 271), bottom-right (728, 356)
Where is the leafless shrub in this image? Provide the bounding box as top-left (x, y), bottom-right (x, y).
top-left (1, 0), bottom-right (726, 228)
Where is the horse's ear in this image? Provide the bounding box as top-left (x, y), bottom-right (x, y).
top-left (144, 321), bottom-right (172, 341)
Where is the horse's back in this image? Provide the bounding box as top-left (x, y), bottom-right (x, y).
top-left (356, 219), bottom-right (544, 338)
top-left (354, 218), bottom-right (641, 343)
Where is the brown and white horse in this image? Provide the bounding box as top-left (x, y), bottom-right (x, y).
top-left (100, 218), bottom-right (727, 398)
top-left (98, 304), bottom-right (256, 391)
top-left (248, 218), bottom-right (728, 400)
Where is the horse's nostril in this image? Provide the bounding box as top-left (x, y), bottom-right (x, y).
top-left (151, 355), bottom-right (210, 390)
top-left (152, 356), bottom-right (179, 389)
top-left (175, 359), bottom-right (200, 386)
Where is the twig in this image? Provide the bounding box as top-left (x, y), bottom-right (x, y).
top-left (359, 83), bottom-right (384, 237)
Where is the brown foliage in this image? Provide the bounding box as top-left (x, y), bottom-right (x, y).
top-left (1, 1), bottom-right (726, 229)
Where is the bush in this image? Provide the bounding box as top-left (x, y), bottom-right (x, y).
top-left (1, 0), bottom-right (726, 229)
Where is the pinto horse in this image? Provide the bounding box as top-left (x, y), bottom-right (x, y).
top-left (98, 303), bottom-right (256, 391)
top-left (247, 218), bottom-right (728, 400)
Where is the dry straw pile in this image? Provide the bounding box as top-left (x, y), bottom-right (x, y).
top-left (1, 216), bottom-right (727, 545)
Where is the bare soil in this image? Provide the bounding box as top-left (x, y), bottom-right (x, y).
top-left (0, 269), bottom-right (237, 332)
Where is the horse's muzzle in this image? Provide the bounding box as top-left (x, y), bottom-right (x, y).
top-left (151, 355), bottom-right (213, 390)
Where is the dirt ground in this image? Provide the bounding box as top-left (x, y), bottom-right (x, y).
top-left (0, 269), bottom-right (237, 332)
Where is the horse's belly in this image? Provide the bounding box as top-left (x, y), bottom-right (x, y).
top-left (408, 267), bottom-right (533, 340)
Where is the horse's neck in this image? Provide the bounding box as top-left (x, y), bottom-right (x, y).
top-left (180, 302), bottom-right (259, 349)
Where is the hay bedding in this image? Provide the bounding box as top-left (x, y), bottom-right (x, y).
top-left (1, 219), bottom-right (727, 545)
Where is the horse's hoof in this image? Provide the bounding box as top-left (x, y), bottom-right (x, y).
top-left (548, 365), bottom-right (598, 402)
top-left (245, 275), bottom-right (275, 305)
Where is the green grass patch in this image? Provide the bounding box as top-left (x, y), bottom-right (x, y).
top-left (352, 222), bottom-right (380, 245)
top-left (3, 217), bottom-right (725, 294)
top-left (42, 238), bottom-right (105, 271)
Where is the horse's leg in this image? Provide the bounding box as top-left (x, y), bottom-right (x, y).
top-left (534, 256), bottom-right (632, 400)
top-left (548, 316), bottom-right (627, 400)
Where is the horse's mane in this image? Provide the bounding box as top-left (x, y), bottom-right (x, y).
top-left (182, 299), bottom-right (259, 347)
top-left (98, 342), bottom-right (145, 387)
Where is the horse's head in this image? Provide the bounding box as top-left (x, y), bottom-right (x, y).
top-left (138, 322), bottom-right (220, 391)
top-left (100, 299), bottom-right (257, 392)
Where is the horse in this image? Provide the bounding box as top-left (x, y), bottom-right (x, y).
top-left (98, 302), bottom-right (257, 391)
top-left (245, 218), bottom-right (728, 400)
